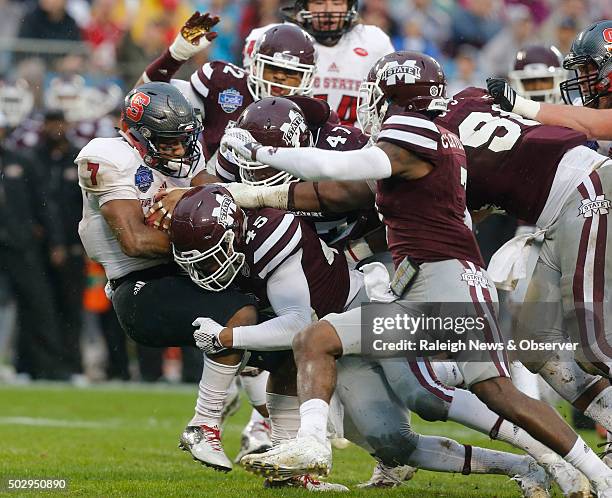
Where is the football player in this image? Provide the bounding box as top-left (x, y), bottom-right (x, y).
top-left (487, 20), bottom-right (612, 140)
top-left (243, 0), bottom-right (395, 125)
top-left (222, 51), bottom-right (612, 495)
top-left (171, 182), bottom-right (552, 497)
top-left (76, 82), bottom-right (258, 472)
top-left (231, 44), bottom-right (612, 452)
top-left (136, 13), bottom-right (317, 165)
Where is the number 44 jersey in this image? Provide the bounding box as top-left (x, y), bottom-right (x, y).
top-left (435, 87), bottom-right (589, 225)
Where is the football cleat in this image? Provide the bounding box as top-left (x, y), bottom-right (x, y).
top-left (234, 418), bottom-right (272, 463)
top-left (538, 453), bottom-right (590, 498)
top-left (356, 462), bottom-right (417, 488)
top-left (241, 435), bottom-right (332, 480)
top-left (178, 424), bottom-right (232, 472)
top-left (598, 441), bottom-right (612, 470)
top-left (592, 476), bottom-right (612, 498)
top-left (263, 474), bottom-right (349, 492)
top-left (511, 460), bottom-right (551, 498)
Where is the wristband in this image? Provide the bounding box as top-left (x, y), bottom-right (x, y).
top-left (144, 48), bottom-right (185, 83)
top-left (344, 237), bottom-right (374, 265)
top-left (259, 184), bottom-right (290, 210)
top-left (169, 32), bottom-right (211, 61)
top-left (513, 95), bottom-right (541, 120)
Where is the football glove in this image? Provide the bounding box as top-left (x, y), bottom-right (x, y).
top-left (220, 128), bottom-right (262, 162)
top-left (486, 78), bottom-right (516, 112)
top-left (170, 11), bottom-right (220, 61)
top-left (193, 317), bottom-right (226, 354)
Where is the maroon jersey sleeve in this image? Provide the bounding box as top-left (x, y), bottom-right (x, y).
top-left (189, 60), bottom-right (254, 159)
top-left (244, 208), bottom-right (303, 280)
top-left (215, 148), bottom-right (240, 183)
top-left (435, 87), bottom-right (588, 223)
top-left (314, 122), bottom-right (370, 151)
top-left (376, 111), bottom-right (442, 163)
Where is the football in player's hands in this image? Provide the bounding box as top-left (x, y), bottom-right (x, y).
top-left (486, 78), bottom-right (517, 112)
top-left (220, 128), bottom-right (262, 161)
top-left (181, 11), bottom-right (220, 44)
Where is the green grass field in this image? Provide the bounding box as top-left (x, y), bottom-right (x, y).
top-left (0, 384), bottom-right (602, 497)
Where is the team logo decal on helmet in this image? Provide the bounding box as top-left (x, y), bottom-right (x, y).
top-left (212, 194), bottom-right (238, 228)
top-left (125, 92), bottom-right (151, 122)
top-left (381, 60), bottom-right (422, 86)
top-left (280, 109), bottom-right (308, 146)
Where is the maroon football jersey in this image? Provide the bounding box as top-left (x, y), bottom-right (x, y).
top-left (434, 87), bottom-right (587, 223)
top-left (190, 60), bottom-right (255, 160)
top-left (216, 118), bottom-right (371, 245)
top-left (237, 207), bottom-right (350, 318)
top-left (375, 111), bottom-right (484, 268)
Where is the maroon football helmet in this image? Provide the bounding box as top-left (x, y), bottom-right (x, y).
top-left (248, 24), bottom-right (317, 99)
top-left (170, 185), bottom-right (246, 291)
top-left (233, 97), bottom-right (312, 186)
top-left (357, 51), bottom-right (448, 137)
top-left (508, 45), bottom-right (565, 103)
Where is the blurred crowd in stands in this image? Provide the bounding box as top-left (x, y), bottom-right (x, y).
top-left (0, 0), bottom-right (609, 383)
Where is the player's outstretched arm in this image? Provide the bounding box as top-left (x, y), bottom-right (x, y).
top-left (486, 77), bottom-right (612, 139)
top-left (101, 199), bottom-right (171, 257)
top-left (134, 11), bottom-right (220, 88)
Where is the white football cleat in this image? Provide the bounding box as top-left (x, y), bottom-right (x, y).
top-left (264, 474), bottom-right (349, 492)
top-left (234, 418), bottom-right (272, 463)
top-left (512, 460), bottom-right (551, 498)
top-left (179, 425), bottom-right (232, 472)
top-left (356, 462), bottom-right (417, 488)
top-left (538, 453), bottom-right (590, 498)
top-left (592, 476), bottom-right (612, 498)
top-left (241, 435), bottom-right (332, 480)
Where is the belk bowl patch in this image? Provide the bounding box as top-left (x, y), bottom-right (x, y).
top-left (218, 88), bottom-right (243, 113)
top-left (135, 165), bottom-right (154, 193)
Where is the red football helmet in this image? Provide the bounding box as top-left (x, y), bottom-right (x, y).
top-left (508, 45), bottom-right (565, 103)
top-left (357, 51), bottom-right (448, 137)
top-left (233, 97), bottom-right (312, 186)
top-left (248, 24), bottom-right (317, 99)
top-left (170, 185), bottom-right (246, 291)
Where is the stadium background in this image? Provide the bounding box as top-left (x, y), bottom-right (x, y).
top-left (0, 0), bottom-right (610, 495)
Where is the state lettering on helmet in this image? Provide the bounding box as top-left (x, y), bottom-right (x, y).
top-left (382, 60), bottom-right (421, 86)
top-left (280, 109), bottom-right (308, 146)
top-left (212, 193), bottom-right (238, 227)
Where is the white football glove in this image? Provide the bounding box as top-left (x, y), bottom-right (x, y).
top-left (192, 317), bottom-right (226, 354)
top-left (220, 128), bottom-right (262, 162)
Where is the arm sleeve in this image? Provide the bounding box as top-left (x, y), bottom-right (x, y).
top-left (232, 250), bottom-right (312, 350)
top-left (254, 145), bottom-right (392, 181)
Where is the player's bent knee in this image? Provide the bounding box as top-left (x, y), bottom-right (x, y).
top-left (292, 321), bottom-right (342, 357)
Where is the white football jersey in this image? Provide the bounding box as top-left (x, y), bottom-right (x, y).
top-left (243, 23), bottom-right (394, 126)
top-left (76, 136), bottom-right (205, 280)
